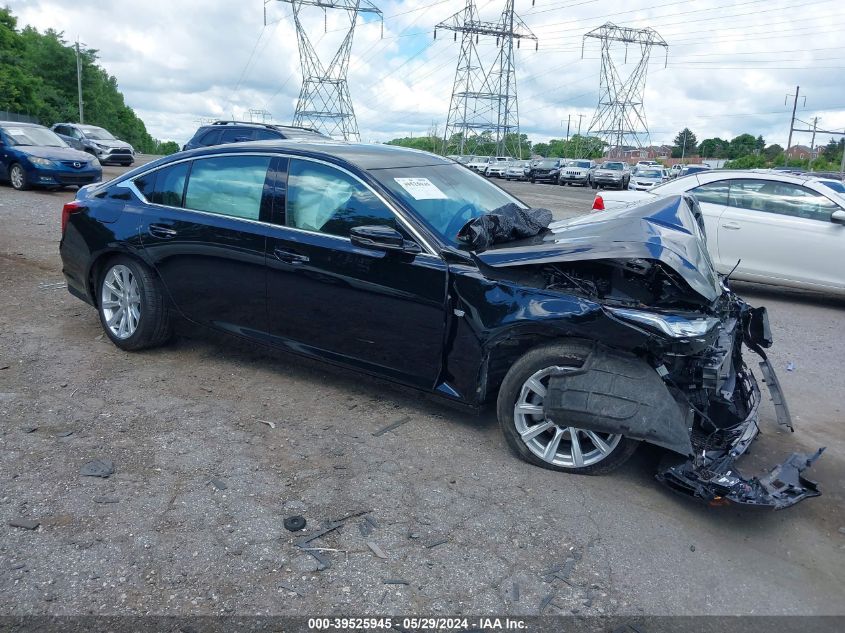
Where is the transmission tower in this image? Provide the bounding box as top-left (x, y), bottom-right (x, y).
top-left (436, 0), bottom-right (537, 157)
top-left (583, 23), bottom-right (667, 157)
top-left (267, 0), bottom-right (382, 141)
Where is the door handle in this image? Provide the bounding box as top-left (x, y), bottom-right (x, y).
top-left (721, 221), bottom-right (741, 230)
top-left (148, 223), bottom-right (177, 239)
top-left (273, 247), bottom-right (309, 264)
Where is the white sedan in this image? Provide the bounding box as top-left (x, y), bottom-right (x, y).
top-left (591, 170), bottom-right (845, 296)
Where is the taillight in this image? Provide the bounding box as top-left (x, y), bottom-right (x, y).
top-left (61, 201), bottom-right (83, 234)
top-left (592, 195), bottom-right (605, 211)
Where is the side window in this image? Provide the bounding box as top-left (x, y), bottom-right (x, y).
top-left (692, 181), bottom-right (729, 205)
top-left (199, 130), bottom-right (221, 146)
top-left (219, 128), bottom-right (253, 144)
top-left (150, 162), bottom-right (189, 206)
top-left (134, 171), bottom-right (157, 200)
top-left (252, 129), bottom-right (281, 141)
top-left (71, 127), bottom-right (84, 139)
top-left (286, 159), bottom-right (397, 238)
top-left (729, 179), bottom-right (837, 220)
top-left (54, 125), bottom-right (67, 136)
top-left (184, 155), bottom-right (272, 220)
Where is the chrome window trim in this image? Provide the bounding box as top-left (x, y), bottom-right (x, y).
top-left (118, 151), bottom-right (438, 256)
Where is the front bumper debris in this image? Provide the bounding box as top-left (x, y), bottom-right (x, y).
top-left (657, 448), bottom-right (824, 510)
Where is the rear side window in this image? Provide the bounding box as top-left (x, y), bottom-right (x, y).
top-left (252, 129), bottom-right (281, 141)
top-left (184, 155), bottom-right (272, 220)
top-left (199, 129), bottom-right (221, 146)
top-left (133, 162), bottom-right (189, 206)
top-left (285, 159), bottom-right (396, 237)
top-left (219, 128), bottom-right (254, 144)
top-left (728, 179), bottom-right (838, 220)
top-left (692, 181), bottom-right (729, 205)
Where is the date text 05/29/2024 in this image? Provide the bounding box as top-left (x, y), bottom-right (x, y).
top-left (307, 617), bottom-right (527, 630)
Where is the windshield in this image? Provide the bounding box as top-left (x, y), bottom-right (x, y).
top-left (1, 125), bottom-right (67, 147)
top-left (81, 126), bottom-right (116, 140)
top-left (636, 169), bottom-right (663, 178)
top-left (600, 162), bottom-right (624, 170)
top-left (509, 161), bottom-right (527, 167)
top-left (538, 159), bottom-right (559, 168)
top-left (818, 180), bottom-right (845, 194)
top-left (370, 164), bottom-right (526, 246)
top-left (568, 161), bottom-right (591, 168)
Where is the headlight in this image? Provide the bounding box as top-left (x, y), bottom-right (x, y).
top-left (29, 156), bottom-right (53, 167)
top-left (609, 308), bottom-right (720, 338)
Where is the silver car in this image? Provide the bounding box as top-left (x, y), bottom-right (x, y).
top-left (504, 160), bottom-right (529, 180)
top-left (629, 167), bottom-right (665, 191)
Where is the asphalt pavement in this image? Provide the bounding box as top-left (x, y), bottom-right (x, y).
top-left (0, 160), bottom-right (843, 617)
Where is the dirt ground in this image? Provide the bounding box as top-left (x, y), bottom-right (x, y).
top-left (1, 160), bottom-right (844, 617)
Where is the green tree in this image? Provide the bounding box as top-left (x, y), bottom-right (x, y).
top-left (763, 144), bottom-right (784, 161)
top-left (0, 8), bottom-right (39, 114)
top-left (698, 137), bottom-right (727, 158)
top-left (671, 128), bottom-right (697, 158)
top-left (727, 133), bottom-right (758, 159)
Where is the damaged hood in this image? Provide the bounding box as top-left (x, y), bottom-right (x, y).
top-left (473, 195), bottom-right (722, 303)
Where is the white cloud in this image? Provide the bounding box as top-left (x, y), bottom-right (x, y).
top-left (7, 0), bottom-right (845, 148)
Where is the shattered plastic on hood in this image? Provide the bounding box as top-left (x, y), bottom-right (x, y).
top-left (474, 195), bottom-right (722, 304)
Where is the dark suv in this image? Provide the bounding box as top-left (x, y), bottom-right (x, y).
top-left (182, 121), bottom-right (328, 151)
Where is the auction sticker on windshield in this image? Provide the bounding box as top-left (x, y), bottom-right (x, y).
top-left (393, 177), bottom-right (448, 200)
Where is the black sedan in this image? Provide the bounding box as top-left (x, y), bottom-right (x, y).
top-left (527, 158), bottom-right (562, 184)
top-left (59, 140), bottom-right (823, 509)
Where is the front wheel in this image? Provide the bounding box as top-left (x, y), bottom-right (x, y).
top-left (98, 257), bottom-right (172, 351)
top-left (497, 341), bottom-right (639, 474)
top-left (9, 164), bottom-right (29, 190)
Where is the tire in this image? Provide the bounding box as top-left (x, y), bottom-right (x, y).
top-left (9, 163), bottom-right (30, 191)
top-left (97, 256), bottom-right (172, 351)
top-left (529, 177), bottom-right (535, 184)
top-left (591, 181), bottom-right (598, 190)
top-left (497, 341), bottom-right (639, 474)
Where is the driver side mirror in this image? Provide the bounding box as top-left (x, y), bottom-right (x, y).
top-left (350, 225), bottom-right (421, 255)
top-left (832, 209), bottom-right (845, 225)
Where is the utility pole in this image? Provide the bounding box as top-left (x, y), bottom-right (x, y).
top-left (784, 86), bottom-right (805, 165)
top-left (75, 38), bottom-right (84, 123)
top-left (808, 116), bottom-right (819, 171)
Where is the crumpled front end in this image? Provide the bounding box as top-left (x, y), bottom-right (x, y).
top-left (542, 291), bottom-right (825, 510)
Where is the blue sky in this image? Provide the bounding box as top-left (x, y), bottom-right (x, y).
top-left (7, 0), bottom-right (845, 149)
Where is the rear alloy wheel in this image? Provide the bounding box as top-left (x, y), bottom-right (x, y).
top-left (9, 164), bottom-right (29, 191)
top-left (98, 257), bottom-right (172, 351)
top-left (497, 341), bottom-right (639, 474)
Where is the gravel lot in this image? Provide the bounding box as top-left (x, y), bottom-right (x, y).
top-left (1, 159), bottom-right (844, 617)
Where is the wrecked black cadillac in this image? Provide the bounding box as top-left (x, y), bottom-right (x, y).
top-left (448, 195), bottom-right (823, 510)
top-left (61, 142), bottom-right (822, 509)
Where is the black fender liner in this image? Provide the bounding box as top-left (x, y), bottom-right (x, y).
top-left (544, 345), bottom-right (694, 456)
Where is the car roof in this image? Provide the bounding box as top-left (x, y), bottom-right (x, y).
top-left (0, 120), bottom-right (43, 128)
top-left (138, 139), bottom-right (453, 172)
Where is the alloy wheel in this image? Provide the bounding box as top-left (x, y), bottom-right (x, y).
top-left (513, 366), bottom-right (622, 468)
top-left (100, 265), bottom-right (141, 339)
top-left (10, 165), bottom-right (24, 189)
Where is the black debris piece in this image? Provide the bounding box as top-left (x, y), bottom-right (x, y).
top-left (383, 578), bottom-right (409, 585)
top-left (56, 430), bottom-right (74, 438)
top-left (539, 592), bottom-right (555, 614)
top-left (372, 416), bottom-right (411, 437)
top-left (93, 496), bottom-right (119, 504)
top-left (208, 477), bottom-right (227, 491)
top-left (284, 515), bottom-right (307, 532)
top-left (456, 203), bottom-right (553, 250)
top-left (80, 459), bottom-right (114, 478)
top-left (279, 582), bottom-right (304, 597)
top-left (295, 521), bottom-right (343, 546)
top-left (425, 538), bottom-right (449, 549)
top-left (689, 544), bottom-right (696, 552)
top-left (0, 365), bottom-right (10, 370)
top-left (364, 515), bottom-right (379, 529)
top-left (511, 582), bottom-right (520, 602)
top-left (20, 425), bottom-right (38, 433)
top-left (306, 549), bottom-right (331, 571)
top-left (359, 521), bottom-right (373, 538)
top-left (9, 518), bottom-right (40, 530)
top-left (379, 590), bottom-right (389, 604)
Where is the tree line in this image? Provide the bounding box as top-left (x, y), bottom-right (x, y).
top-left (0, 7), bottom-right (179, 155)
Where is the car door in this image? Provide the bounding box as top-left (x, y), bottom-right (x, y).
top-left (716, 178), bottom-right (845, 290)
top-left (265, 157), bottom-right (448, 389)
top-left (0, 130), bottom-right (10, 180)
top-left (136, 154), bottom-right (281, 335)
top-left (688, 179), bottom-right (732, 266)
